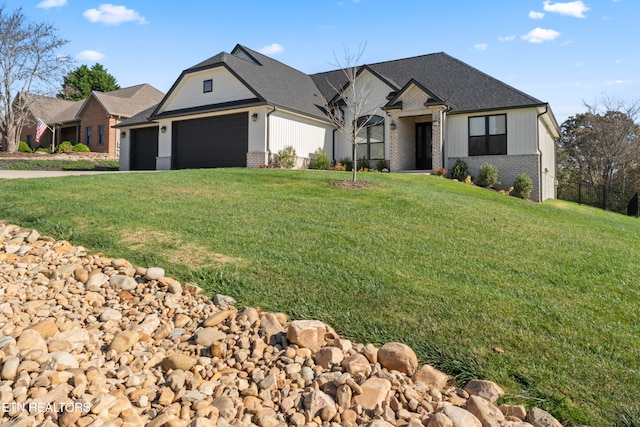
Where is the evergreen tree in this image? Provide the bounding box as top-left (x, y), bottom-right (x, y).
top-left (58, 63), bottom-right (120, 100)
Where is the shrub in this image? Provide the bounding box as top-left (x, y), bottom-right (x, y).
top-left (464, 175), bottom-right (473, 185)
top-left (339, 157), bottom-right (353, 171)
top-left (18, 141), bottom-right (32, 153)
top-left (434, 167), bottom-right (447, 177)
top-left (57, 141), bottom-right (74, 153)
top-left (72, 143), bottom-right (90, 152)
top-left (36, 147), bottom-right (51, 154)
top-left (513, 173), bottom-right (533, 199)
top-left (477, 163), bottom-right (499, 188)
top-left (309, 148), bottom-right (330, 170)
top-left (376, 159), bottom-right (389, 172)
top-left (331, 161), bottom-right (346, 172)
top-left (357, 157), bottom-right (370, 171)
top-left (274, 145), bottom-right (297, 169)
top-left (451, 159), bottom-right (468, 181)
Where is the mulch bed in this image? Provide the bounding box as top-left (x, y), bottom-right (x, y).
top-left (328, 180), bottom-right (379, 189)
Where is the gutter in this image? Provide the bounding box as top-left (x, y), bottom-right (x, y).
top-left (266, 106), bottom-right (277, 164)
top-left (536, 105), bottom-right (548, 201)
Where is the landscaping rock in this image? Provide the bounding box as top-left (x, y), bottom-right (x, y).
top-left (0, 222), bottom-right (564, 427)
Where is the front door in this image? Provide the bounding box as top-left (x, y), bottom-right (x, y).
top-left (416, 122), bottom-right (433, 170)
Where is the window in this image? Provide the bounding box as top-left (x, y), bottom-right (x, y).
top-left (468, 114), bottom-right (507, 156)
top-left (86, 127), bottom-right (92, 145)
top-left (203, 79), bottom-right (213, 93)
top-left (356, 115), bottom-right (385, 160)
top-left (98, 125), bottom-right (104, 144)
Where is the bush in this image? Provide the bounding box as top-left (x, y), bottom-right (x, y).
top-left (274, 145), bottom-right (297, 169)
top-left (339, 157), bottom-right (353, 171)
top-left (57, 141), bottom-right (74, 153)
top-left (513, 173), bottom-right (533, 199)
top-left (331, 161), bottom-right (346, 172)
top-left (451, 159), bottom-right (468, 181)
top-left (357, 157), bottom-right (370, 171)
top-left (376, 159), bottom-right (389, 172)
top-left (18, 141), bottom-right (32, 153)
top-left (434, 167), bottom-right (447, 177)
top-left (72, 143), bottom-right (90, 152)
top-left (477, 163), bottom-right (499, 188)
top-left (309, 148), bottom-right (330, 170)
top-left (36, 147), bottom-right (51, 154)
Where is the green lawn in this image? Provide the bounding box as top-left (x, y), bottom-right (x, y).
top-left (1, 168), bottom-right (638, 426)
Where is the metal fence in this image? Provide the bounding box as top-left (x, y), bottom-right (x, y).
top-left (557, 182), bottom-right (639, 217)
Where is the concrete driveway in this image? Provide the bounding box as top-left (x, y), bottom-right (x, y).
top-left (0, 170), bottom-right (126, 179)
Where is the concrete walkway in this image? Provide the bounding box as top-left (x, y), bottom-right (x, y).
top-left (0, 170), bottom-right (126, 179)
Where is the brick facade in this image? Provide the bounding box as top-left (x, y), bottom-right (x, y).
top-left (448, 154), bottom-right (541, 201)
top-left (79, 97), bottom-right (118, 154)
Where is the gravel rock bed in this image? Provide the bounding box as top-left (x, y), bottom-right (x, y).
top-left (0, 221), bottom-right (563, 427)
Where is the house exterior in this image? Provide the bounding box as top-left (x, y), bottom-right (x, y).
top-left (19, 84), bottom-right (164, 156)
top-left (117, 44), bottom-right (560, 201)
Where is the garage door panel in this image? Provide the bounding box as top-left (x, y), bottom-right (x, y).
top-left (130, 127), bottom-right (159, 170)
top-left (173, 113), bottom-right (248, 169)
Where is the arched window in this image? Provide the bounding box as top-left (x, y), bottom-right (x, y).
top-left (356, 115), bottom-right (385, 160)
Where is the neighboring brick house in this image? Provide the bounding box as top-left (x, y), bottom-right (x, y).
top-left (19, 84), bottom-right (164, 156)
top-left (117, 44), bottom-right (560, 201)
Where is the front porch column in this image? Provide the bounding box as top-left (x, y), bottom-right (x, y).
top-left (431, 109), bottom-right (443, 171)
top-left (388, 111), bottom-right (400, 172)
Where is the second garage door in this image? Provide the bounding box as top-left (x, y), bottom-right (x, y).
top-left (172, 113), bottom-right (248, 169)
top-left (130, 127), bottom-right (159, 170)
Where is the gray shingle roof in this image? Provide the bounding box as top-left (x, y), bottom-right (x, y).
top-left (153, 45), bottom-right (329, 122)
top-left (87, 84), bottom-right (165, 118)
top-left (310, 52), bottom-right (545, 113)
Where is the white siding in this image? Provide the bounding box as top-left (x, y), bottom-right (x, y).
top-left (269, 110), bottom-right (333, 159)
top-left (539, 118), bottom-right (557, 201)
top-left (446, 108), bottom-right (539, 157)
top-left (157, 67), bottom-right (255, 114)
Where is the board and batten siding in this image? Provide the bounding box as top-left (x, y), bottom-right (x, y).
top-left (268, 110), bottom-right (333, 159)
top-left (446, 108), bottom-right (540, 157)
top-left (157, 68), bottom-right (255, 114)
top-left (539, 118), bottom-right (557, 201)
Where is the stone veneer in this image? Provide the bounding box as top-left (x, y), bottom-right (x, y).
top-left (448, 154), bottom-right (541, 201)
top-left (247, 152), bottom-right (269, 168)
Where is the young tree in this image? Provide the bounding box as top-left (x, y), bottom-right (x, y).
top-left (324, 44), bottom-right (373, 183)
top-left (58, 63), bottom-right (120, 101)
top-left (0, 6), bottom-right (70, 152)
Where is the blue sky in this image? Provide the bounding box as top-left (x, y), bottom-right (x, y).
top-left (8, 0), bottom-right (639, 123)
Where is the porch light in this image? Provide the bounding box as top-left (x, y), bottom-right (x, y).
top-left (160, 125), bottom-right (167, 133)
top-left (390, 121), bottom-right (396, 130)
top-left (251, 113), bottom-right (258, 121)
top-left (120, 131), bottom-right (126, 138)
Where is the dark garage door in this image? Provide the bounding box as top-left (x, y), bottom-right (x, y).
top-left (172, 113), bottom-right (248, 169)
top-left (130, 127), bottom-right (159, 170)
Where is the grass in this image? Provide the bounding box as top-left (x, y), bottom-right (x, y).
top-left (0, 159), bottom-right (119, 171)
top-left (0, 168), bottom-right (638, 426)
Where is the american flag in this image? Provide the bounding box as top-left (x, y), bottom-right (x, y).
top-left (35, 118), bottom-right (48, 143)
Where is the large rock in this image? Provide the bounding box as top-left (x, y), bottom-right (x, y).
top-left (194, 328), bottom-right (226, 347)
top-left (378, 342), bottom-right (418, 375)
top-left (304, 390), bottom-right (337, 421)
top-left (467, 395), bottom-right (505, 427)
top-left (440, 405), bottom-right (482, 427)
top-left (16, 329), bottom-right (48, 353)
top-left (464, 379), bottom-right (504, 403)
top-left (413, 364), bottom-right (449, 389)
top-left (109, 330), bottom-right (140, 353)
top-left (161, 354), bottom-right (197, 371)
top-left (315, 346), bottom-right (344, 369)
top-left (286, 320), bottom-right (327, 352)
top-left (526, 408), bottom-right (563, 427)
top-left (27, 319), bottom-right (59, 339)
top-left (353, 377), bottom-right (391, 410)
top-left (259, 312), bottom-right (286, 345)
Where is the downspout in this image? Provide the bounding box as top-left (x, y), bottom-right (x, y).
top-left (536, 105), bottom-right (548, 202)
top-left (332, 128), bottom-right (337, 163)
top-left (441, 105), bottom-right (451, 169)
top-left (266, 106), bottom-right (277, 165)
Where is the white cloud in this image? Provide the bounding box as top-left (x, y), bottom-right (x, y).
top-left (37, 0), bottom-right (67, 8)
top-left (606, 79), bottom-right (634, 85)
top-left (259, 43), bottom-right (284, 55)
top-left (83, 4), bottom-right (147, 25)
top-left (522, 27), bottom-right (561, 43)
top-left (499, 35), bottom-right (516, 42)
top-left (543, 1), bottom-right (590, 18)
top-left (529, 10), bottom-right (545, 19)
top-left (77, 50), bottom-right (106, 61)
top-left (474, 43), bottom-right (488, 51)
